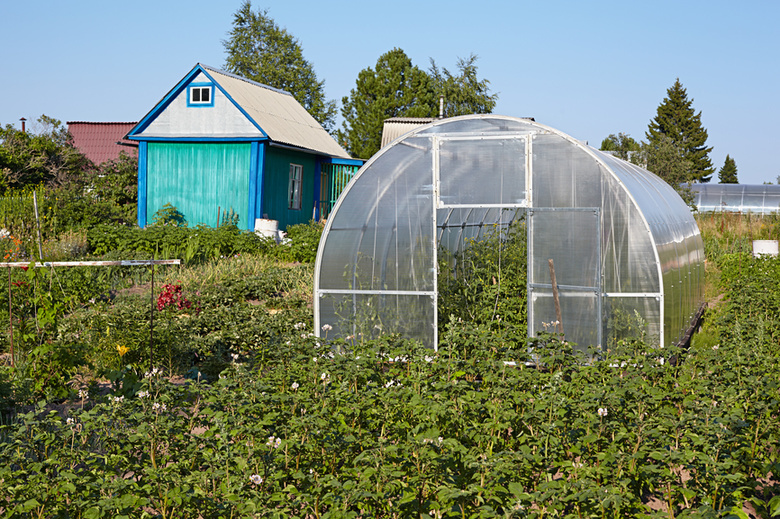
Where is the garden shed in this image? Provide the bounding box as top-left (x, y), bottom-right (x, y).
top-left (314, 115), bottom-right (705, 351)
top-left (126, 63), bottom-right (362, 231)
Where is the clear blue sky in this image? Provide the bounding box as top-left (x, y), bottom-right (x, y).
top-left (2, 0), bottom-right (777, 184)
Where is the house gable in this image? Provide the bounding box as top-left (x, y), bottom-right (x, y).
top-left (132, 70), bottom-right (264, 139)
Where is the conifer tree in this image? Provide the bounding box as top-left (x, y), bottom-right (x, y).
top-left (718, 154), bottom-right (738, 184)
top-left (645, 79), bottom-right (713, 183)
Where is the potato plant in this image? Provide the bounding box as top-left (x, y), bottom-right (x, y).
top-left (0, 217), bottom-right (779, 517)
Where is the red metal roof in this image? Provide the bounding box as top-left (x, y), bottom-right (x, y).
top-left (67, 122), bottom-right (138, 164)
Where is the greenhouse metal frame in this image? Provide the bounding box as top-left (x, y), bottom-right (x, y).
top-left (314, 115), bottom-right (704, 352)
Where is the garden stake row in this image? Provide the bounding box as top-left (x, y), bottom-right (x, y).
top-left (2, 259), bottom-right (180, 372)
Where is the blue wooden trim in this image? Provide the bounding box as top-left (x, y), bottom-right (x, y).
top-left (255, 142), bottom-right (266, 222)
top-left (198, 67), bottom-right (269, 138)
top-left (127, 136), bottom-right (269, 143)
top-left (186, 82), bottom-right (215, 107)
top-left (322, 157), bottom-right (364, 167)
top-left (137, 141), bottom-right (148, 227)
top-left (128, 64), bottom-right (204, 137)
top-left (248, 141), bottom-right (260, 231)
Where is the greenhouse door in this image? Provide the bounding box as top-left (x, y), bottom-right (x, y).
top-left (528, 208), bottom-right (602, 351)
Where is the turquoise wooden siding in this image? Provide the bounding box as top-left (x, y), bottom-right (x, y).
top-left (319, 163), bottom-right (359, 219)
top-left (263, 147), bottom-right (317, 229)
top-left (147, 143), bottom-right (251, 228)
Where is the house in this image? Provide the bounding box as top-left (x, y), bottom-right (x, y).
top-left (67, 122), bottom-right (138, 164)
top-left (126, 63), bottom-right (362, 231)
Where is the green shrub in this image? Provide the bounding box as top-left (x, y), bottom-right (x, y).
top-left (260, 220), bottom-right (324, 263)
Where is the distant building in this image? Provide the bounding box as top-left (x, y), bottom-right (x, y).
top-left (67, 122), bottom-right (138, 165)
top-left (381, 117), bottom-right (436, 149)
top-left (126, 63), bottom-right (362, 231)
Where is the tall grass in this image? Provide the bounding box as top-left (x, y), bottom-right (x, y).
top-left (695, 211), bottom-right (780, 261)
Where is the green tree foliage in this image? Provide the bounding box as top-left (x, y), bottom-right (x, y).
top-left (339, 49), bottom-right (496, 160)
top-left (645, 134), bottom-right (695, 206)
top-left (599, 132), bottom-right (642, 163)
top-left (718, 154), bottom-right (738, 184)
top-left (645, 79), bottom-right (713, 183)
top-left (338, 48), bottom-right (436, 160)
top-left (429, 54), bottom-right (497, 117)
top-left (0, 115), bottom-right (90, 192)
top-left (222, 1), bottom-right (337, 133)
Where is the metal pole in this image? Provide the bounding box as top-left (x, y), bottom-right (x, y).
top-left (149, 264), bottom-right (154, 371)
top-left (8, 268), bottom-right (13, 368)
top-left (32, 191), bottom-right (44, 260)
top-left (548, 259), bottom-right (564, 338)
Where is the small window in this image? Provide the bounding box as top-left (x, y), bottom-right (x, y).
top-left (288, 164), bottom-right (303, 210)
top-left (187, 84), bottom-right (214, 107)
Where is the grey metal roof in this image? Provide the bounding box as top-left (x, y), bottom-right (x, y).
top-left (202, 65), bottom-right (350, 159)
top-left (381, 117), bottom-right (437, 149)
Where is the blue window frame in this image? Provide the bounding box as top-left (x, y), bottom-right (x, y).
top-left (187, 83), bottom-right (214, 107)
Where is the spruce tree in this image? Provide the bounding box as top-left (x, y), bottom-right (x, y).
top-left (646, 79), bottom-right (713, 183)
top-left (718, 154), bottom-right (738, 184)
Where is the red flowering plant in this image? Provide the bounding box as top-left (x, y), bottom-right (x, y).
top-left (156, 283), bottom-right (194, 312)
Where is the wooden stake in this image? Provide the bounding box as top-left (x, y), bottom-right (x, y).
top-left (548, 259), bottom-right (564, 337)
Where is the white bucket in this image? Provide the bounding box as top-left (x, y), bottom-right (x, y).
top-left (752, 240), bottom-right (779, 257)
top-left (255, 218), bottom-right (280, 242)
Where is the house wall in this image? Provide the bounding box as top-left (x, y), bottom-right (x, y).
top-left (263, 147), bottom-right (318, 229)
top-left (146, 142), bottom-right (251, 228)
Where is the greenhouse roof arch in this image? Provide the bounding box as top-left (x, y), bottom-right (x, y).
top-left (314, 115), bottom-right (704, 352)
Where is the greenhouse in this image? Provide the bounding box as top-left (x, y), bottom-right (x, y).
top-left (314, 115), bottom-right (705, 352)
top-left (691, 183), bottom-right (780, 215)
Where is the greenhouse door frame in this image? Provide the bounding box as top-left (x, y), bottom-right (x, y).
top-left (432, 133), bottom-right (530, 349)
top-left (526, 207), bottom-right (603, 350)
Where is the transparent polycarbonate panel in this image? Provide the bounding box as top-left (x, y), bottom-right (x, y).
top-left (417, 116), bottom-right (538, 136)
top-left (596, 152), bottom-right (704, 347)
top-left (743, 192), bottom-right (766, 213)
top-left (437, 207), bottom-right (525, 255)
top-left (603, 296), bottom-right (661, 348)
top-left (318, 293), bottom-right (435, 348)
top-left (531, 134), bottom-right (601, 208)
top-left (530, 289), bottom-right (599, 353)
top-left (691, 184), bottom-right (780, 214)
top-left (600, 172), bottom-right (659, 293)
top-left (765, 193), bottom-right (780, 214)
top-left (721, 191), bottom-right (745, 210)
top-left (530, 209), bottom-right (599, 289)
top-left (439, 138), bottom-right (526, 206)
top-left (319, 137), bottom-right (434, 292)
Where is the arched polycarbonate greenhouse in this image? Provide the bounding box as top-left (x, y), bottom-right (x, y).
top-left (314, 115), bottom-right (705, 352)
top-left (691, 183), bottom-right (780, 215)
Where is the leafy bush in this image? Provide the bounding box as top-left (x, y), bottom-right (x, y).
top-left (260, 220), bottom-right (324, 263)
top-left (87, 223), bottom-right (266, 264)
